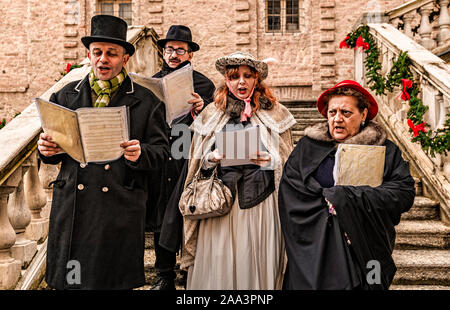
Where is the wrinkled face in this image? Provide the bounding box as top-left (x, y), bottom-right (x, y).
top-left (88, 42), bottom-right (129, 80)
top-left (327, 95), bottom-right (368, 142)
top-left (163, 41), bottom-right (193, 68)
top-left (227, 65), bottom-right (257, 100)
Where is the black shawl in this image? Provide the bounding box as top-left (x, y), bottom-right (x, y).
top-left (278, 121), bottom-right (415, 290)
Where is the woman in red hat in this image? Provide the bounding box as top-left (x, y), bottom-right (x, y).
top-left (278, 80), bottom-right (415, 289)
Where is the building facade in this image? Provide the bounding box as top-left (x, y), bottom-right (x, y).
top-left (0, 0), bottom-right (408, 119)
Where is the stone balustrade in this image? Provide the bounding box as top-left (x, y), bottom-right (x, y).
top-left (354, 22), bottom-right (450, 224)
top-left (387, 0), bottom-right (450, 55)
top-left (0, 26), bottom-right (160, 289)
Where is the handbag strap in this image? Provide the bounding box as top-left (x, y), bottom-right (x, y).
top-left (192, 155), bottom-right (218, 201)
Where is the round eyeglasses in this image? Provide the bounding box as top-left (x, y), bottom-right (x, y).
top-left (164, 47), bottom-right (189, 56)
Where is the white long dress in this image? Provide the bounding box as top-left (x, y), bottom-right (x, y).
top-left (186, 187), bottom-right (285, 290)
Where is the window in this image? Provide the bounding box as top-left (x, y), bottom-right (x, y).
top-left (266, 0), bottom-right (300, 33)
top-left (97, 0), bottom-right (132, 25)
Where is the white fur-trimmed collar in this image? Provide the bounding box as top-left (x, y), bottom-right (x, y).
top-left (191, 102), bottom-right (296, 136)
top-left (304, 120), bottom-right (387, 146)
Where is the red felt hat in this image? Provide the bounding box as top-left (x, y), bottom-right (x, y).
top-left (316, 80), bottom-right (378, 120)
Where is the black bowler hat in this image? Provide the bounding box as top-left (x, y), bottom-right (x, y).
top-left (157, 25), bottom-right (200, 52)
top-left (81, 15), bottom-right (135, 56)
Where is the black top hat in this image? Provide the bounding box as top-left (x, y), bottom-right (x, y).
top-left (81, 15), bottom-right (135, 56)
top-left (157, 25), bottom-right (200, 52)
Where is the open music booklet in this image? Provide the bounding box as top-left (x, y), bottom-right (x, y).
top-left (129, 64), bottom-right (195, 125)
top-left (215, 125), bottom-right (262, 167)
top-left (35, 98), bottom-right (129, 165)
top-left (333, 144), bottom-right (386, 187)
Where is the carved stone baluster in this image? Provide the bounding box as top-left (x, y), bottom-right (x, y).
top-left (24, 152), bottom-right (49, 244)
top-left (419, 3), bottom-right (437, 49)
top-left (8, 158), bottom-right (37, 268)
top-left (391, 17), bottom-right (402, 30)
top-left (0, 169), bottom-right (22, 289)
top-left (38, 162), bottom-right (59, 220)
top-left (437, 0), bottom-right (450, 46)
top-left (402, 11), bottom-right (417, 39)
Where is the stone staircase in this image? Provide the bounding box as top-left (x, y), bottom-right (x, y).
top-left (282, 101), bottom-right (323, 144)
top-left (390, 179), bottom-right (450, 290)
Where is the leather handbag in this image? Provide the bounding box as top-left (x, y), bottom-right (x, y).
top-left (179, 164), bottom-right (233, 220)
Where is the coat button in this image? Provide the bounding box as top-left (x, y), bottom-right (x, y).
top-left (168, 157), bottom-right (172, 161)
top-left (102, 187), bottom-right (109, 193)
top-left (80, 163), bottom-right (86, 168)
top-left (77, 184), bottom-right (84, 190)
top-left (104, 164), bottom-right (111, 170)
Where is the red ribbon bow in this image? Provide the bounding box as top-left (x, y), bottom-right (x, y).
top-left (407, 119), bottom-right (427, 137)
top-left (400, 79), bottom-right (413, 101)
top-left (339, 36), bottom-right (350, 49)
top-left (355, 36), bottom-right (369, 50)
top-left (66, 63), bottom-right (72, 74)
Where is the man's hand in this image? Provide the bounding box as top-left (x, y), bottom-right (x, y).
top-left (188, 92), bottom-right (204, 114)
top-left (121, 140), bottom-right (141, 162)
top-left (37, 133), bottom-right (62, 157)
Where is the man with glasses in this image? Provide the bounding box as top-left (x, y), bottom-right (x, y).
top-left (146, 25), bottom-right (215, 290)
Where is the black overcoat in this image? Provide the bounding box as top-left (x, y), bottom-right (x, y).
top-left (146, 61), bottom-right (215, 233)
top-left (278, 135), bottom-right (415, 290)
top-left (40, 75), bottom-right (169, 289)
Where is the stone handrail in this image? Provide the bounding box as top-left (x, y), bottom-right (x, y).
top-left (387, 0), bottom-right (450, 55)
top-left (0, 26), bottom-right (160, 289)
top-left (353, 22), bottom-right (450, 224)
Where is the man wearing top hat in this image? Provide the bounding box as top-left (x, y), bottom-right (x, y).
top-left (37, 15), bottom-right (169, 289)
top-left (146, 25), bottom-right (215, 290)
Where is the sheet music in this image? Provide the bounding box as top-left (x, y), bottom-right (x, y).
top-left (35, 98), bottom-right (85, 163)
top-left (76, 107), bottom-right (129, 163)
top-left (333, 144), bottom-right (386, 187)
top-left (130, 64), bottom-right (195, 125)
top-left (162, 65), bottom-right (195, 124)
top-left (215, 125), bottom-right (260, 167)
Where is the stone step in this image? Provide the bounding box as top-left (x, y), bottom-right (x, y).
top-left (289, 107), bottom-right (323, 119)
top-left (282, 101), bottom-right (316, 109)
top-left (401, 196), bottom-right (440, 221)
top-left (395, 220), bottom-right (450, 249)
top-left (390, 284), bottom-right (450, 290)
top-left (292, 120), bottom-right (323, 131)
top-left (392, 249), bottom-right (450, 286)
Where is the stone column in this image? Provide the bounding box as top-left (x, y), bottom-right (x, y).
top-left (402, 11), bottom-right (417, 39)
top-left (437, 0), bottom-right (450, 45)
top-left (24, 152), bottom-right (49, 244)
top-left (0, 169), bottom-right (22, 289)
top-left (38, 162), bottom-right (59, 220)
top-left (419, 3), bottom-right (437, 50)
top-left (8, 158), bottom-right (37, 269)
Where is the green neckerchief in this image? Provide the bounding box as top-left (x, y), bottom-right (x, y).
top-left (89, 68), bottom-right (127, 107)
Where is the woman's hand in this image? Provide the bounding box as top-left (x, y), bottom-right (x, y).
top-left (37, 133), bottom-right (63, 157)
top-left (250, 151), bottom-right (271, 167)
top-left (207, 149), bottom-right (223, 163)
top-left (121, 140), bottom-right (141, 162)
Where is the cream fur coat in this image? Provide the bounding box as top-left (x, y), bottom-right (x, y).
top-left (180, 102), bottom-right (296, 270)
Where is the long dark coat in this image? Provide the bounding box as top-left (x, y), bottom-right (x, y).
top-left (146, 61), bottom-right (215, 233)
top-left (40, 75), bottom-right (169, 289)
top-left (278, 121), bottom-right (415, 290)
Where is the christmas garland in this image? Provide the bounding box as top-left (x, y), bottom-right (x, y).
top-left (340, 25), bottom-right (450, 157)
